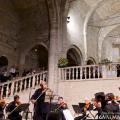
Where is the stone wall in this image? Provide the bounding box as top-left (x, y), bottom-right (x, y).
top-left (0, 0), bottom-right (50, 68)
top-left (0, 0), bottom-right (20, 67)
top-left (64, 0), bottom-right (89, 61)
top-left (58, 79), bottom-right (120, 109)
top-left (87, 26), bottom-right (100, 62)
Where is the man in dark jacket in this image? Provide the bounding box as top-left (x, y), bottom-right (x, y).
top-left (31, 82), bottom-right (49, 120)
top-left (6, 95), bottom-right (22, 120)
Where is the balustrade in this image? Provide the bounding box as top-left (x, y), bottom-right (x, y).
top-left (0, 71), bottom-right (48, 99)
top-left (58, 63), bottom-right (120, 80)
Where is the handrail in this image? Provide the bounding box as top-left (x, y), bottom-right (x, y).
top-left (58, 63), bottom-right (120, 81)
top-left (0, 71), bottom-right (48, 99)
top-left (59, 62), bottom-right (120, 69)
top-left (59, 65), bottom-right (100, 69)
top-left (0, 71), bottom-right (47, 86)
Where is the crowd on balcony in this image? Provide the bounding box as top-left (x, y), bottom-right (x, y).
top-left (0, 65), bottom-right (46, 83)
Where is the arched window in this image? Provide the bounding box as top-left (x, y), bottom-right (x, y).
top-left (87, 58), bottom-right (96, 65)
top-left (25, 45), bottom-right (48, 70)
top-left (0, 56), bottom-right (8, 68)
top-left (67, 46), bottom-right (83, 66)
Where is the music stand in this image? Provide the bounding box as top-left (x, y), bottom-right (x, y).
top-left (8, 103), bottom-right (30, 116)
top-left (79, 103), bottom-right (85, 113)
top-left (117, 100), bottom-right (120, 103)
top-left (79, 103), bottom-right (96, 119)
top-left (72, 105), bottom-right (80, 114)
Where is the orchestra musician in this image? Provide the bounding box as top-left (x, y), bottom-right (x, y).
top-left (74, 97), bottom-right (92, 120)
top-left (0, 98), bottom-right (6, 119)
top-left (57, 97), bottom-right (74, 120)
top-left (57, 97), bottom-right (68, 110)
top-left (6, 95), bottom-right (22, 120)
top-left (31, 82), bottom-right (49, 120)
top-left (94, 92), bottom-right (119, 113)
top-left (105, 93), bottom-right (119, 113)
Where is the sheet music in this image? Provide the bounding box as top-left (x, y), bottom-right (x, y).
top-left (63, 109), bottom-right (74, 120)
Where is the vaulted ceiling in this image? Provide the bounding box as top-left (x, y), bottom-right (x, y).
top-left (11, 0), bottom-right (49, 42)
top-left (66, 0), bottom-right (120, 27)
top-left (0, 0), bottom-right (50, 50)
top-left (86, 0), bottom-right (120, 27)
top-left (0, 0), bottom-right (120, 48)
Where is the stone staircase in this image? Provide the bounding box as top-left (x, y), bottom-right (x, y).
top-left (0, 71), bottom-right (49, 119)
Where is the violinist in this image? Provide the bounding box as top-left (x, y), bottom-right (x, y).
top-left (31, 82), bottom-right (49, 120)
top-left (57, 97), bottom-right (68, 120)
top-left (83, 97), bottom-right (92, 112)
top-left (6, 95), bottom-right (22, 120)
top-left (75, 97), bottom-right (92, 120)
top-left (58, 97), bottom-right (68, 110)
top-left (57, 97), bottom-right (74, 120)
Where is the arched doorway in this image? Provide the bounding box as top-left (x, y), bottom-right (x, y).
top-left (87, 58), bottom-right (96, 65)
top-left (67, 47), bottom-right (82, 66)
top-left (25, 45), bottom-right (48, 70)
top-left (0, 56), bottom-right (8, 68)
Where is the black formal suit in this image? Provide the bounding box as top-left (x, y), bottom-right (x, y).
top-left (6, 101), bottom-right (22, 120)
top-left (31, 88), bottom-right (50, 120)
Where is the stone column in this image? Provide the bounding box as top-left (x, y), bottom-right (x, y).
top-left (19, 53), bottom-right (26, 75)
top-left (48, 17), bottom-right (58, 93)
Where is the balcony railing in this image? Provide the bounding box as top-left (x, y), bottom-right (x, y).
top-left (0, 71), bottom-right (48, 99)
top-left (58, 63), bottom-right (120, 80)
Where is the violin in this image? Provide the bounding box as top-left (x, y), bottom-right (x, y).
top-left (15, 101), bottom-right (21, 107)
top-left (54, 101), bottom-right (68, 112)
top-left (60, 102), bottom-right (67, 107)
top-left (58, 101), bottom-right (68, 110)
top-left (0, 99), bottom-right (6, 108)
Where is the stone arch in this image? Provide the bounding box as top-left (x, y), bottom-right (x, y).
top-left (87, 57), bottom-right (96, 65)
top-left (24, 42), bottom-right (48, 57)
top-left (64, 0), bottom-right (105, 61)
top-left (24, 44), bottom-right (48, 70)
top-left (0, 56), bottom-right (8, 68)
top-left (19, 42), bottom-right (48, 68)
top-left (100, 25), bottom-right (120, 62)
top-left (21, 42), bottom-right (48, 69)
top-left (67, 45), bottom-right (83, 66)
top-left (83, 0), bottom-right (106, 61)
top-left (85, 0), bottom-right (120, 62)
top-left (98, 24), bottom-right (120, 61)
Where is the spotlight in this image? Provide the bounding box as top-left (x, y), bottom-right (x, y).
top-left (67, 16), bottom-right (70, 23)
top-left (35, 49), bottom-right (38, 52)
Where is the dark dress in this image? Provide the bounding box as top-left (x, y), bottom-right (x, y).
top-left (31, 88), bottom-right (49, 120)
top-left (6, 101), bottom-right (22, 120)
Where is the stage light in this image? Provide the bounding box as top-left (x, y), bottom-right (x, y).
top-left (67, 17), bottom-right (70, 23)
top-left (35, 49), bottom-right (38, 52)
